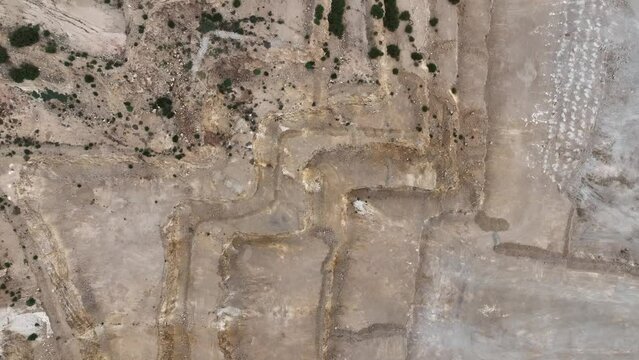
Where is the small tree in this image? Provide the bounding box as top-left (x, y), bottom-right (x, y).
top-left (0, 46), bottom-right (8, 63)
top-left (153, 96), bottom-right (175, 118)
top-left (9, 63), bottom-right (40, 83)
top-left (44, 40), bottom-right (57, 53)
top-left (368, 47), bottom-right (384, 59)
top-left (386, 44), bottom-right (400, 60)
top-left (327, 0), bottom-right (346, 38)
top-left (314, 5), bottom-right (325, 25)
top-left (410, 52), bottom-right (423, 61)
top-left (370, 4), bottom-right (384, 19)
top-left (9, 24), bottom-right (40, 47)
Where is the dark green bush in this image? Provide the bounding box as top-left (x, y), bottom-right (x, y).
top-left (429, 17), bottom-right (439, 26)
top-left (153, 96), bottom-right (175, 118)
top-left (410, 52), bottom-right (423, 61)
top-left (386, 44), bottom-right (400, 60)
top-left (368, 47), bottom-right (384, 59)
top-left (218, 78), bottom-right (233, 94)
top-left (327, 0), bottom-right (346, 38)
top-left (0, 46), bottom-right (8, 63)
top-left (44, 40), bottom-right (57, 53)
top-left (314, 5), bottom-right (324, 25)
top-left (399, 10), bottom-right (410, 21)
top-left (232, 0), bottom-right (241, 8)
top-left (370, 4), bottom-right (384, 19)
top-left (168, 19), bottom-right (176, 28)
top-left (305, 61), bottom-right (315, 70)
top-left (383, 0), bottom-right (399, 31)
top-left (9, 63), bottom-right (40, 83)
top-left (405, 24), bottom-right (413, 33)
top-left (449, 0), bottom-right (460, 4)
top-left (9, 24), bottom-right (40, 47)
top-left (427, 62), bottom-right (437, 73)
top-left (84, 74), bottom-right (95, 83)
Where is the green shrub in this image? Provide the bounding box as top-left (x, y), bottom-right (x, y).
top-left (429, 17), bottom-right (439, 26)
top-left (84, 74), bottom-right (95, 83)
top-left (427, 62), bottom-right (437, 73)
top-left (327, 0), bottom-right (346, 38)
top-left (27, 333), bottom-right (37, 341)
top-left (26, 297), bottom-right (36, 306)
top-left (44, 40), bottom-right (57, 53)
top-left (232, 0), bottom-right (241, 8)
top-left (383, 0), bottom-right (399, 31)
top-left (368, 47), bottom-right (384, 59)
top-left (9, 63), bottom-right (40, 83)
top-left (9, 24), bottom-right (40, 47)
top-left (305, 61), bottom-right (315, 70)
top-left (168, 19), bottom-right (176, 28)
top-left (153, 96), bottom-right (175, 118)
top-left (370, 4), bottom-right (384, 19)
top-left (0, 46), bottom-right (8, 63)
top-left (399, 10), bottom-right (410, 21)
top-left (405, 24), bottom-right (413, 33)
top-left (217, 78), bottom-right (233, 94)
top-left (410, 52), bottom-right (423, 61)
top-left (314, 5), bottom-right (324, 25)
top-left (386, 44), bottom-right (400, 60)
top-left (449, 0), bottom-right (460, 4)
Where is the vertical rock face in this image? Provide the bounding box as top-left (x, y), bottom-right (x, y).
top-left (2, 0), bottom-right (639, 358)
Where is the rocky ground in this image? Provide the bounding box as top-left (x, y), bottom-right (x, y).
top-left (0, 0), bottom-right (638, 359)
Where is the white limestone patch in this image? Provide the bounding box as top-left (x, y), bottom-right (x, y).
top-left (0, 307), bottom-right (51, 354)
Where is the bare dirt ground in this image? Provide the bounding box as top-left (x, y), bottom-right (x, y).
top-left (0, 0), bottom-right (638, 359)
